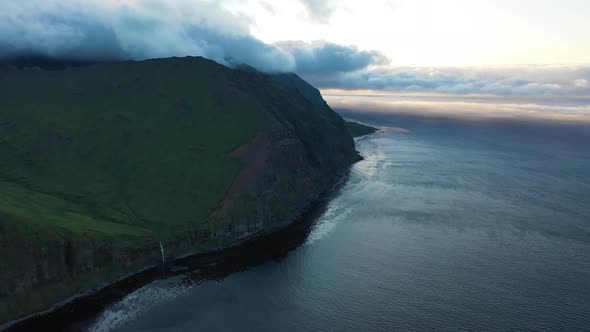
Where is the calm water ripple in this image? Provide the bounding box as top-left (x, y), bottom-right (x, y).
top-left (88, 116), bottom-right (590, 332)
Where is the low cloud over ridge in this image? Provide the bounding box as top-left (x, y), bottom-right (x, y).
top-left (2, 0), bottom-right (589, 112)
top-left (1, 0), bottom-right (290, 71)
top-left (0, 0), bottom-right (383, 74)
top-left (299, 0), bottom-right (335, 23)
top-left (275, 40), bottom-right (389, 74)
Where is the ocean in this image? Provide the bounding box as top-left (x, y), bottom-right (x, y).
top-left (86, 113), bottom-right (590, 332)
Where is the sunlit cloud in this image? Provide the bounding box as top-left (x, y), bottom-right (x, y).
top-left (242, 0), bottom-right (590, 67)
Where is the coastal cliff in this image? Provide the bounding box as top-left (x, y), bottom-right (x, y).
top-left (0, 56), bottom-right (364, 323)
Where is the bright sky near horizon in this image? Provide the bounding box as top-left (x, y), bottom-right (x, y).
top-left (229, 0), bottom-right (590, 66)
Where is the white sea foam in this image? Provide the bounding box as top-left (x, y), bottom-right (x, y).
top-left (86, 277), bottom-right (193, 332)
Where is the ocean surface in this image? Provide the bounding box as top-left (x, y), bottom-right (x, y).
top-left (86, 114), bottom-right (590, 332)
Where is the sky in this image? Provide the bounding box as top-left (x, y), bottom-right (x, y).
top-left (2, 0), bottom-right (589, 123)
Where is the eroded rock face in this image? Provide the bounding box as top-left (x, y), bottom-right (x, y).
top-left (0, 232), bottom-right (156, 298)
top-left (208, 68), bottom-right (360, 238)
top-left (0, 57), bottom-right (360, 323)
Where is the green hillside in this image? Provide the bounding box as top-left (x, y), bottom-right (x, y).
top-left (0, 56), bottom-right (360, 323)
top-left (0, 58), bottom-right (267, 239)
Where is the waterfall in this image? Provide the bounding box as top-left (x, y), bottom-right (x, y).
top-left (159, 241), bottom-right (165, 263)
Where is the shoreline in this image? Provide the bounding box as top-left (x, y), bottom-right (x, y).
top-left (1, 169), bottom-right (352, 332)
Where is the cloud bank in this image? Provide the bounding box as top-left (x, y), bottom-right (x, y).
top-left (324, 91), bottom-right (590, 124)
top-left (275, 40), bottom-right (388, 74)
top-left (0, 0), bottom-right (383, 74)
top-left (318, 65), bottom-right (590, 124)
top-left (299, 0), bottom-right (335, 23)
top-left (312, 65), bottom-right (590, 98)
top-left (2, 0), bottom-right (589, 125)
top-left (0, 0), bottom-right (288, 71)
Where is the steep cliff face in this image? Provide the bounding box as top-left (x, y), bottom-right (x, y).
top-left (208, 68), bottom-right (361, 237)
top-left (0, 57), bottom-right (360, 323)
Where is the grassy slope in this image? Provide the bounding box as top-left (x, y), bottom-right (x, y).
top-left (0, 57), bottom-right (361, 323)
top-left (0, 57), bottom-right (269, 242)
top-left (0, 57), bottom-right (274, 321)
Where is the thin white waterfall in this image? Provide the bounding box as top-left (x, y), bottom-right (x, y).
top-left (159, 241), bottom-right (165, 263)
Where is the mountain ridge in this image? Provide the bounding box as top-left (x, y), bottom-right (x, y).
top-left (0, 56), bottom-right (363, 323)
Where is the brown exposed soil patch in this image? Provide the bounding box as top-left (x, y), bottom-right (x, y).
top-left (211, 133), bottom-right (270, 218)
